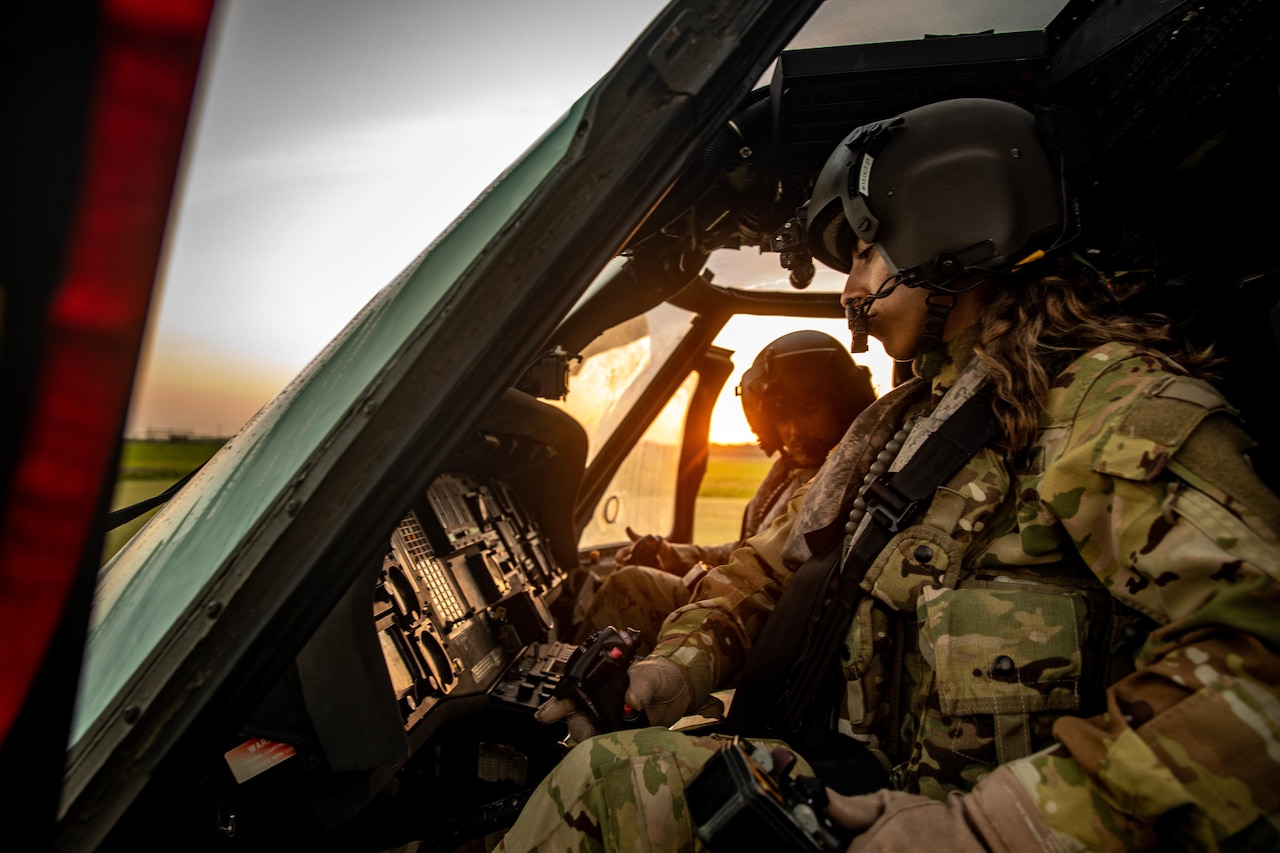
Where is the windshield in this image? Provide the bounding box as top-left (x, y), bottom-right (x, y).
top-left (704, 245), bottom-right (847, 294)
top-left (547, 301), bottom-right (697, 466)
top-left (69, 96), bottom-right (597, 748)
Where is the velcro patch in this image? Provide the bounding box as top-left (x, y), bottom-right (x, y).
top-left (1093, 376), bottom-right (1232, 482)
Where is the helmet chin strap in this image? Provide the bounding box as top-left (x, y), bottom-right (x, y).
top-left (844, 268), bottom-right (963, 373)
top-left (913, 292), bottom-right (956, 382)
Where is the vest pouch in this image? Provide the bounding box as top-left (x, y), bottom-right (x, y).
top-left (839, 597), bottom-right (894, 732)
top-left (917, 583), bottom-right (1086, 766)
top-left (862, 522), bottom-right (964, 612)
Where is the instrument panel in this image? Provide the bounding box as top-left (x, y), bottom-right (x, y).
top-left (374, 471), bottom-right (565, 731)
top-left (224, 394), bottom-right (588, 844)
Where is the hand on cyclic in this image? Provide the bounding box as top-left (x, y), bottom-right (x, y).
top-left (534, 694), bottom-right (599, 744)
top-left (532, 656), bottom-right (693, 741)
top-left (623, 656), bottom-right (691, 727)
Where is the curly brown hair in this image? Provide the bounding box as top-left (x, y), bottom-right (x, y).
top-left (972, 256), bottom-right (1220, 451)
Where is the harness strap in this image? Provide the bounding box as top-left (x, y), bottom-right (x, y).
top-left (727, 382), bottom-right (998, 737)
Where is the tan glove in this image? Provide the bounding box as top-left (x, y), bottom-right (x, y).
top-left (623, 656), bottom-right (692, 727)
top-left (532, 655), bottom-right (693, 740)
top-left (823, 765), bottom-right (1060, 852)
top-left (533, 695), bottom-right (599, 744)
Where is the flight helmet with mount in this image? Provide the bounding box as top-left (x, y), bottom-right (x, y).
top-left (804, 98), bottom-right (1075, 368)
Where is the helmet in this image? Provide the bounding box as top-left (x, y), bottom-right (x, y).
top-left (805, 98), bottom-right (1066, 283)
top-left (736, 330), bottom-right (876, 456)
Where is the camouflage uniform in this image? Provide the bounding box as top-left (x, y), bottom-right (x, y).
top-left (572, 457), bottom-right (818, 653)
top-left (493, 727), bottom-right (811, 852)
top-left (501, 333), bottom-right (1280, 851)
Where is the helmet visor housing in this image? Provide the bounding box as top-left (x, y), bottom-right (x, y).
top-left (806, 98), bottom-right (1066, 281)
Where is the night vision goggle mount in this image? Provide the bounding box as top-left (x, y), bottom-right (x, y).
top-left (770, 210), bottom-right (816, 290)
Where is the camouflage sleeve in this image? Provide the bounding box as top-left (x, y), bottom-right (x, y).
top-left (1009, 358), bottom-right (1280, 848)
top-left (669, 540), bottom-right (736, 571)
top-left (647, 481), bottom-right (812, 705)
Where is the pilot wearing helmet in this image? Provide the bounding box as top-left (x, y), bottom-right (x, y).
top-left (501, 98), bottom-right (1280, 852)
top-left (573, 330), bottom-right (876, 656)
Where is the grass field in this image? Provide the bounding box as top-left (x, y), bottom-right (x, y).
top-left (104, 440), bottom-right (770, 564)
top-left (103, 439), bottom-right (226, 563)
top-left (116, 438), bottom-right (226, 479)
top-left (692, 445), bottom-right (772, 545)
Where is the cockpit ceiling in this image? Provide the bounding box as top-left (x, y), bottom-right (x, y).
top-left (691, 0), bottom-right (1276, 293)
top-left (771, 0), bottom-right (1274, 173)
top-left (788, 0), bottom-right (1067, 52)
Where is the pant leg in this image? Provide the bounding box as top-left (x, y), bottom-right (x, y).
top-left (572, 567), bottom-right (691, 655)
top-left (495, 727), bottom-right (813, 853)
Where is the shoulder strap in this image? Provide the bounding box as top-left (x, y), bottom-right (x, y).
top-left (726, 385), bottom-right (998, 737)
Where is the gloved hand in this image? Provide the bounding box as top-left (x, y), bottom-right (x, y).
top-left (533, 656), bottom-right (693, 741)
top-left (623, 656), bottom-right (692, 726)
top-left (533, 694), bottom-right (599, 744)
top-left (823, 765), bottom-right (1058, 852)
top-left (614, 526), bottom-right (679, 572)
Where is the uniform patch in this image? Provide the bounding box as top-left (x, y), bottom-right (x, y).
top-left (1093, 377), bottom-right (1229, 483)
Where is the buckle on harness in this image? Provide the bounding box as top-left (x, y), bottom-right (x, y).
top-left (861, 474), bottom-right (918, 534)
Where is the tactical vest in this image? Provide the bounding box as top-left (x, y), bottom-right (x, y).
top-left (840, 343), bottom-right (1235, 796)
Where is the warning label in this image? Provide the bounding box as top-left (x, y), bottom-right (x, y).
top-left (224, 737), bottom-right (297, 784)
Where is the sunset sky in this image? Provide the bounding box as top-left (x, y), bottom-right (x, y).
top-left (127, 0), bottom-right (1053, 444)
top-left (127, 0), bottom-right (671, 438)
